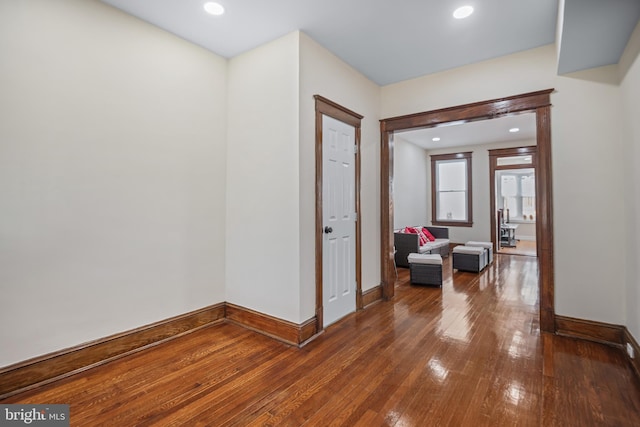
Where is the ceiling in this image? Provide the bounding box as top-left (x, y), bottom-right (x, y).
top-left (98, 0), bottom-right (640, 148)
top-left (395, 113), bottom-right (536, 151)
top-left (558, 0), bottom-right (640, 74)
top-left (100, 0), bottom-right (639, 86)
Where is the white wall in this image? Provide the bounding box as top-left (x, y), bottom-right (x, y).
top-left (0, 0), bottom-right (227, 366)
top-left (393, 136), bottom-right (539, 244)
top-left (298, 33), bottom-right (381, 319)
top-left (620, 21), bottom-right (640, 340)
top-left (514, 223), bottom-right (536, 241)
top-left (393, 137), bottom-right (429, 229)
top-left (381, 44), bottom-right (628, 325)
top-left (226, 33), bottom-right (302, 322)
top-left (425, 140), bottom-right (537, 244)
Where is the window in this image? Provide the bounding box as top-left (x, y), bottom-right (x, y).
top-left (431, 152), bottom-right (472, 227)
top-left (498, 169), bottom-right (535, 221)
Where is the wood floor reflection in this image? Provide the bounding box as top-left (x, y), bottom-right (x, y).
top-left (3, 254), bottom-right (640, 426)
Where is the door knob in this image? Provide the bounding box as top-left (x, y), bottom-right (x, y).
top-left (324, 226), bottom-right (333, 234)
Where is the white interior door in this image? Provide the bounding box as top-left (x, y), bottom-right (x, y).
top-left (322, 115), bottom-right (356, 327)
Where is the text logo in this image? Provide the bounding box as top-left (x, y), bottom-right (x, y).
top-left (0, 405), bottom-right (69, 426)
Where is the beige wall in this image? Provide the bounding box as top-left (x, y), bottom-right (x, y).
top-left (3, 1), bottom-right (639, 368)
top-left (0, 0), bottom-right (228, 366)
top-left (226, 33), bottom-right (302, 322)
top-left (226, 31), bottom-right (382, 324)
top-left (382, 46), bottom-right (556, 119)
top-left (620, 21), bottom-right (640, 339)
top-left (299, 33), bottom-right (381, 319)
top-left (393, 137), bottom-right (429, 230)
top-left (382, 44), bottom-right (629, 325)
top-left (552, 64), bottom-right (627, 322)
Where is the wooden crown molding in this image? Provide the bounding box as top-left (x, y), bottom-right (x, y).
top-left (381, 89), bottom-right (553, 132)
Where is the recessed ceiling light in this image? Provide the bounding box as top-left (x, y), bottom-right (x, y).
top-left (453, 6), bottom-right (474, 19)
top-left (432, 137), bottom-right (441, 142)
top-left (204, 2), bottom-right (225, 16)
top-left (509, 127), bottom-right (520, 133)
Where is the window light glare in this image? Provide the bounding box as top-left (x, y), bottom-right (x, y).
top-left (453, 6), bottom-right (474, 19)
top-left (509, 127), bottom-right (520, 133)
top-left (432, 137), bottom-right (441, 142)
top-left (204, 2), bottom-right (224, 16)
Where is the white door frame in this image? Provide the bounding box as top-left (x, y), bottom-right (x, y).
top-left (314, 95), bottom-right (363, 330)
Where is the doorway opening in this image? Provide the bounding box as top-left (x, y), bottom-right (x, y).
top-left (489, 145), bottom-right (538, 257)
top-left (380, 90), bottom-right (556, 333)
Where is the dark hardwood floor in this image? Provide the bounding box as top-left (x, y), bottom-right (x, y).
top-left (3, 254), bottom-right (640, 426)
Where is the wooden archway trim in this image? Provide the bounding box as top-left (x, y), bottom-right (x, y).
top-left (380, 89), bottom-right (556, 333)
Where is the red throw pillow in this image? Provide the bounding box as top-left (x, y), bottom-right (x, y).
top-left (416, 228), bottom-right (428, 245)
top-left (422, 227), bottom-right (436, 241)
top-left (404, 227), bottom-right (427, 245)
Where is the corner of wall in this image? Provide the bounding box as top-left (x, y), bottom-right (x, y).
top-left (225, 32), bottom-right (302, 322)
top-left (555, 0), bottom-right (566, 70)
top-left (619, 18), bottom-right (640, 81)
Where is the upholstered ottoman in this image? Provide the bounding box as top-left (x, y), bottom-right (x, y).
top-left (407, 253), bottom-right (443, 287)
top-left (452, 245), bottom-right (487, 272)
top-left (465, 241), bottom-right (493, 264)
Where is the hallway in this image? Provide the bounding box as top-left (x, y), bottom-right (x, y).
top-left (3, 254), bottom-right (640, 425)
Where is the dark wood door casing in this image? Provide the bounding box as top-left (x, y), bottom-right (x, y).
top-left (314, 95), bottom-right (364, 331)
top-left (379, 89), bottom-right (555, 333)
top-left (488, 145), bottom-right (538, 256)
